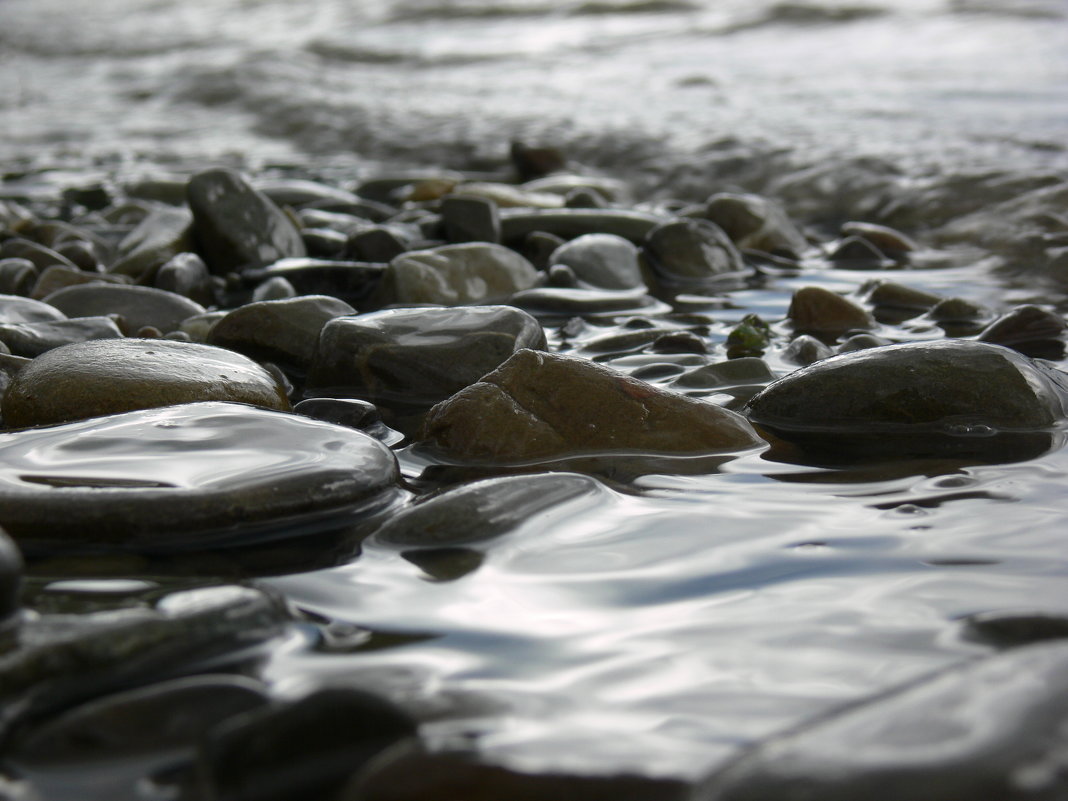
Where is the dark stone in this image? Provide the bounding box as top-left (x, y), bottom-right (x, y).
top-left (745, 340), bottom-right (1068, 460)
top-left (373, 472), bottom-right (609, 547)
top-left (829, 235), bottom-right (889, 266)
top-left (510, 286), bottom-right (668, 318)
top-left (0, 293), bottom-right (67, 325)
top-left (306, 305), bottom-right (546, 410)
top-left (54, 239), bottom-right (101, 272)
top-left (674, 357), bottom-right (775, 390)
top-left (251, 275), bottom-right (297, 302)
top-left (836, 333), bottom-right (891, 353)
top-left (0, 316), bottom-right (124, 358)
top-left (109, 205), bottom-right (194, 280)
top-left (2, 339), bottom-right (291, 428)
top-left (928, 297), bottom-right (989, 323)
top-left (186, 168), bottom-right (306, 274)
top-left (782, 334), bottom-right (834, 366)
top-left (382, 244), bottom-right (539, 306)
top-left (199, 687), bottom-right (416, 801)
top-left (499, 208), bottom-right (665, 244)
top-left (31, 266), bottom-right (131, 301)
top-left (0, 401), bottom-right (401, 547)
top-left (643, 219), bottom-right (745, 288)
top-left (703, 193), bottom-right (808, 257)
top-left (0, 525), bottom-right (22, 629)
top-left (695, 641), bottom-right (1068, 801)
top-left (550, 233), bottom-right (644, 290)
top-left (962, 610), bottom-right (1068, 649)
top-left (10, 674), bottom-right (270, 765)
top-left (0, 238), bottom-right (78, 273)
top-left (345, 228), bottom-right (409, 263)
top-left (420, 349), bottom-right (764, 465)
top-left (43, 284), bottom-right (205, 334)
top-left (0, 258), bottom-right (37, 296)
top-left (978, 305), bottom-right (1066, 355)
top-left (862, 280), bottom-right (940, 313)
top-left (840, 221), bottom-right (918, 260)
top-left (787, 286), bottom-right (874, 337)
top-left (652, 330), bottom-right (708, 354)
top-left (564, 187), bottom-right (608, 208)
top-left (293, 398), bottom-right (403, 446)
top-left (441, 195), bottom-right (501, 244)
top-left (249, 258), bottom-right (386, 307)
top-left (510, 141), bottom-right (568, 181)
top-left (301, 227), bottom-right (349, 259)
top-left (207, 295), bottom-right (355, 371)
top-left (155, 252), bottom-right (218, 307)
top-left (520, 231), bottom-right (566, 270)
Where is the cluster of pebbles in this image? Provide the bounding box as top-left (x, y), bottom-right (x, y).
top-left (2, 150), bottom-right (1068, 799)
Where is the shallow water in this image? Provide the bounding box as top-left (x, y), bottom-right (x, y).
top-left (3, 0), bottom-right (1068, 795)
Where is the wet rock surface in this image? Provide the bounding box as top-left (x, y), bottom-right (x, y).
top-left (306, 305), bottom-right (546, 411)
top-left (382, 243), bottom-right (540, 306)
top-left (0, 402), bottom-right (402, 547)
top-left (420, 348), bottom-right (763, 465)
top-left (695, 642), bottom-right (1068, 801)
top-left (0, 526), bottom-right (22, 628)
top-left (41, 284), bottom-right (206, 335)
top-left (2, 339), bottom-right (291, 427)
top-left (746, 340), bottom-right (1068, 459)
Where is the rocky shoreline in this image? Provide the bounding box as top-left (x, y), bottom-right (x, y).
top-left (2, 146), bottom-right (1068, 799)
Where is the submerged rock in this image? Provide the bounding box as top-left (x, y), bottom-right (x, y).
top-left (187, 168), bottom-right (306, 274)
top-left (745, 340), bottom-right (1068, 459)
top-left (306, 305), bottom-right (546, 410)
top-left (695, 641), bottom-right (1068, 801)
top-left (42, 284), bottom-right (205, 335)
top-left (2, 338), bottom-right (290, 427)
top-left (420, 349), bottom-right (763, 465)
top-left (207, 295), bottom-right (355, 371)
top-left (0, 402), bottom-right (401, 547)
top-left (382, 244), bottom-right (540, 306)
top-left (0, 526), bottom-right (21, 629)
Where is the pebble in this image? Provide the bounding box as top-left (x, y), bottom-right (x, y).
top-left (840, 220), bottom-right (918, 259)
top-left (0, 293), bottom-right (67, 325)
top-left (293, 398), bottom-right (404, 445)
top-left (0, 316), bottom-right (124, 358)
top-left (962, 610), bottom-right (1068, 649)
top-left (441, 195), bottom-right (502, 244)
top-left (509, 286), bottom-right (669, 318)
top-left (186, 167), bottom-right (306, 274)
top-left (0, 238), bottom-right (78, 273)
top-left (745, 340), bottom-right (1068, 459)
top-left (1, 339), bottom-right (290, 428)
top-left (787, 286), bottom-right (875, 337)
top-left (383, 243), bottom-right (540, 306)
top-left (154, 252), bottom-right (218, 307)
top-left (419, 349), bottom-right (764, 465)
top-left (643, 218), bottom-right (745, 287)
top-left (207, 294), bottom-right (355, 371)
top-left (702, 193), bottom-right (808, 257)
top-left (0, 401), bottom-right (401, 546)
top-left (0, 258), bottom-right (37, 296)
top-left (108, 205), bottom-right (193, 280)
top-left (42, 284), bottom-right (205, 334)
top-left (253, 178), bottom-right (363, 209)
top-left (30, 266), bottom-right (131, 301)
top-left (252, 258), bottom-right (386, 307)
top-left (829, 235), bottom-right (889, 266)
top-left (549, 233), bottom-right (645, 290)
top-left (372, 472), bottom-right (610, 547)
top-left (782, 334), bottom-right (834, 366)
top-left (345, 227), bottom-right (409, 262)
top-left (499, 208), bottom-right (664, 244)
top-left (674, 357), bottom-right (775, 390)
top-left (862, 280), bottom-right (941, 314)
top-left (306, 304), bottom-right (546, 410)
top-left (251, 275), bottom-right (298, 302)
top-left (196, 687), bottom-right (416, 801)
top-left (836, 332), bottom-right (891, 353)
top-left (978, 304), bottom-right (1066, 352)
top-left (9, 674), bottom-right (270, 765)
top-left (521, 173), bottom-right (633, 204)
top-left (0, 525), bottom-right (22, 629)
top-left (695, 641), bottom-right (1068, 801)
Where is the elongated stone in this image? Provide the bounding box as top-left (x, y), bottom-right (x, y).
top-left (0, 316), bottom-right (123, 358)
top-left (43, 284), bottom-right (205, 334)
top-left (383, 244), bottom-right (539, 306)
top-left (2, 339), bottom-right (290, 427)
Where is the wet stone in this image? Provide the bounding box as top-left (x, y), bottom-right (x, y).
top-left (293, 398), bottom-right (404, 446)
top-left (9, 674), bottom-right (270, 766)
top-left (196, 687), bottom-right (416, 801)
top-left (643, 218), bottom-right (745, 288)
top-left (787, 286), bottom-right (875, 338)
top-left (0, 401), bottom-right (401, 547)
top-left (108, 205), bottom-right (194, 280)
top-left (207, 295), bottom-right (355, 371)
top-left (840, 220), bottom-right (918, 260)
top-left (154, 252), bottom-right (217, 307)
top-left (253, 258), bottom-right (386, 307)
top-left (520, 230), bottom-right (566, 271)
top-left (703, 193), bottom-right (808, 257)
top-left (510, 286), bottom-right (668, 318)
top-left (837, 333), bottom-right (891, 353)
top-left (0, 584), bottom-right (289, 724)
top-left (383, 243), bottom-right (540, 306)
top-left (695, 641), bottom-right (1068, 801)
top-left (0, 526), bottom-right (22, 629)
top-left (652, 330), bottom-right (708, 354)
top-left (187, 167), bottom-right (306, 274)
top-left (0, 258), bottom-right (37, 296)
top-left (978, 305), bottom-right (1066, 354)
top-left (43, 284), bottom-right (205, 335)
top-left (0, 294), bottom-right (66, 325)
top-left (1, 339), bottom-right (290, 428)
top-left (0, 238), bottom-right (78, 274)
top-left (674, 357), bottom-right (775, 390)
top-left (345, 227), bottom-right (409, 263)
top-left (55, 239), bottom-right (101, 272)
top-left (251, 275), bottom-right (298, 302)
top-left (549, 233), bottom-right (644, 290)
top-left (564, 187), bottom-right (607, 208)
top-left (0, 316), bottom-right (124, 358)
top-left (862, 280), bottom-right (941, 314)
top-left (31, 266), bottom-right (131, 301)
top-left (373, 472), bottom-right (610, 548)
top-left (499, 208), bottom-right (664, 244)
top-left (254, 178), bottom-right (362, 209)
top-left (962, 610), bottom-right (1068, 649)
top-left (441, 195), bottom-right (501, 244)
top-left (306, 304), bottom-right (546, 410)
top-left (745, 340), bottom-right (1068, 460)
top-left (419, 349), bottom-right (764, 465)
top-left (302, 227), bottom-right (348, 258)
top-left (829, 235), bottom-right (890, 267)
